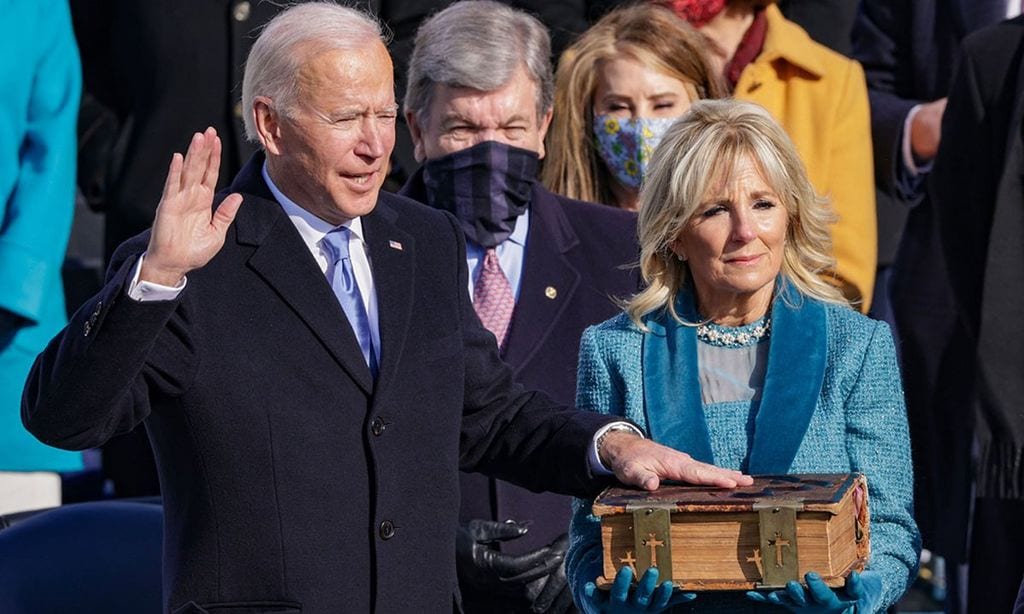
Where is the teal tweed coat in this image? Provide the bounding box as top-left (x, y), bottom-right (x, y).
top-left (567, 288), bottom-right (920, 613)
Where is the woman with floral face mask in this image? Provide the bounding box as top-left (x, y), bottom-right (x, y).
top-left (542, 4), bottom-right (725, 211)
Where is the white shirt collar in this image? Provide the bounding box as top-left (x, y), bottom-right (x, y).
top-left (261, 161), bottom-right (366, 252)
top-left (506, 208), bottom-right (529, 246)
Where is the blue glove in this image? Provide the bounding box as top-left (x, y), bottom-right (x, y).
top-left (581, 566), bottom-right (696, 613)
top-left (745, 570), bottom-right (883, 613)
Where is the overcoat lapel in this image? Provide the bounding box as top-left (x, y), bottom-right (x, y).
top-left (231, 155), bottom-right (373, 394)
top-left (641, 281), bottom-right (827, 473)
top-left (503, 188), bottom-right (581, 373)
top-left (747, 283), bottom-right (827, 473)
top-left (362, 200), bottom-right (416, 402)
top-left (642, 293), bottom-right (715, 464)
top-left (950, 0), bottom-right (1005, 38)
top-left (239, 200), bottom-right (375, 395)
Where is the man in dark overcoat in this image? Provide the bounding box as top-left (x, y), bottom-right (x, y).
top-left (926, 16), bottom-right (1024, 612)
top-left (397, 3), bottom-right (638, 611)
top-left (852, 4), bottom-right (1017, 610)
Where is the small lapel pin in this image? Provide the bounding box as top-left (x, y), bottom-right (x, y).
top-left (545, 286), bottom-right (557, 299)
top-left (389, 240), bottom-right (403, 251)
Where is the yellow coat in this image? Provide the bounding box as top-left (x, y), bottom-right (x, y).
top-left (737, 5), bottom-right (876, 311)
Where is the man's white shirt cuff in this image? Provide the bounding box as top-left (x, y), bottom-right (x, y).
top-left (127, 254), bottom-right (187, 302)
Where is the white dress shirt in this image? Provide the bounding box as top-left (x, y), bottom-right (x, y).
top-left (261, 164), bottom-right (381, 366)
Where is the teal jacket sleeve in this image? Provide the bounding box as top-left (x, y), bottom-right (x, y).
top-left (567, 325), bottom-right (621, 613)
top-left (845, 320), bottom-right (921, 611)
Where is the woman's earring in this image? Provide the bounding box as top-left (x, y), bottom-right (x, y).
top-left (677, 252), bottom-right (687, 262)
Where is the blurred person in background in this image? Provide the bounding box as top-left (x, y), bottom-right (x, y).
top-left (0, 0), bottom-right (82, 514)
top-left (776, 0), bottom-right (857, 56)
top-left (542, 3), bottom-right (725, 211)
top-left (919, 14), bottom-right (1024, 613)
top-left (852, 6), bottom-right (1020, 611)
top-left (670, 0), bottom-right (876, 313)
top-left (400, 2), bottom-right (639, 611)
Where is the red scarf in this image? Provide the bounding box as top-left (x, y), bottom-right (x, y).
top-left (663, 0), bottom-right (726, 27)
top-left (723, 8), bottom-right (767, 89)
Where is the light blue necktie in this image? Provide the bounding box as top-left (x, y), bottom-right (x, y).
top-left (322, 228), bottom-right (378, 378)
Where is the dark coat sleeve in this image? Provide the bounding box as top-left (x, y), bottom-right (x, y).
top-left (21, 233), bottom-right (197, 450)
top-left (930, 20), bottom-right (1024, 332)
top-left (852, 1), bottom-right (923, 203)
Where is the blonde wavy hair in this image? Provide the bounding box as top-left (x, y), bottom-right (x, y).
top-left (541, 3), bottom-right (725, 207)
top-left (626, 99), bottom-right (849, 329)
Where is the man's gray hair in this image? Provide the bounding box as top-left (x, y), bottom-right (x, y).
top-left (242, 2), bottom-right (387, 142)
top-left (403, 1), bottom-right (553, 126)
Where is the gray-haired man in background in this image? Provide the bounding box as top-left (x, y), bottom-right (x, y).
top-left (398, 3), bottom-right (640, 612)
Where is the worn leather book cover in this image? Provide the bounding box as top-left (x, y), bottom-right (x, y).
top-left (593, 473), bottom-right (870, 590)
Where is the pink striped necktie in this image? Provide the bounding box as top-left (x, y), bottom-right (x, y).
top-left (473, 248), bottom-right (515, 351)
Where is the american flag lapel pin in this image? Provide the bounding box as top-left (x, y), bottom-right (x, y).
top-left (388, 240), bottom-right (403, 251)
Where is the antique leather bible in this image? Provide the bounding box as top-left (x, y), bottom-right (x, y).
top-left (593, 473), bottom-right (870, 590)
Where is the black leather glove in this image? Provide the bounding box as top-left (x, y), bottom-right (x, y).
top-left (456, 519), bottom-right (563, 598)
top-left (524, 533), bottom-right (575, 613)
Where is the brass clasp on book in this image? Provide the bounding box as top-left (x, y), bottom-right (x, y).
top-left (627, 507), bottom-right (673, 584)
top-left (752, 499), bottom-right (804, 588)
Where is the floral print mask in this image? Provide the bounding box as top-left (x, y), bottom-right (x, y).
top-left (593, 114), bottom-right (680, 190)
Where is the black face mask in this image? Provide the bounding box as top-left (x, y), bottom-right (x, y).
top-left (421, 140), bottom-right (539, 248)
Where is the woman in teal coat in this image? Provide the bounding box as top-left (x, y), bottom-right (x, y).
top-left (568, 100), bottom-right (920, 613)
top-left (0, 0), bottom-right (82, 511)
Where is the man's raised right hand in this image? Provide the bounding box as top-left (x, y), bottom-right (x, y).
top-left (140, 127), bottom-right (244, 286)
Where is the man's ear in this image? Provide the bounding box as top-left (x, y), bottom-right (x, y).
top-left (253, 97), bottom-right (284, 155)
top-left (405, 110), bottom-right (427, 163)
top-left (536, 107), bottom-right (554, 160)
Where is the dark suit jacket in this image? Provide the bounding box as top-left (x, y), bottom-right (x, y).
top-left (778, 0), bottom-right (858, 56)
top-left (22, 154), bottom-right (616, 613)
top-left (929, 10), bottom-right (1024, 519)
top-left (400, 175), bottom-right (638, 557)
top-left (853, 0), bottom-right (1008, 265)
top-left (851, 0), bottom-right (1008, 557)
top-left (71, 1), bottom-right (291, 259)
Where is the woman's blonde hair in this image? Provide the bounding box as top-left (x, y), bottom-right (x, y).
top-left (541, 3), bottom-right (725, 207)
top-left (626, 99), bottom-right (849, 328)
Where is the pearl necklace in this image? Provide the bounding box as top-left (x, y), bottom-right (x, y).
top-left (696, 316), bottom-right (772, 348)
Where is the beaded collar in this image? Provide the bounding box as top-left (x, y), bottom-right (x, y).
top-left (696, 315), bottom-right (772, 348)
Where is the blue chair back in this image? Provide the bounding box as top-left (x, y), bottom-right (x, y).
top-left (0, 500), bottom-right (163, 613)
